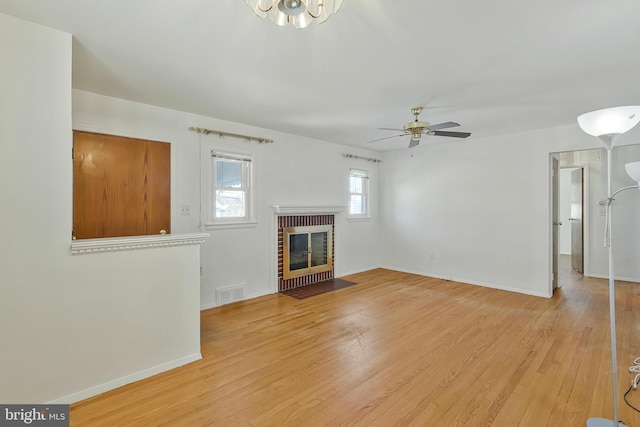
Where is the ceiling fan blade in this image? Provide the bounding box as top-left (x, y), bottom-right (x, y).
top-left (431, 130), bottom-right (471, 138)
top-left (408, 137), bottom-right (420, 148)
top-left (378, 127), bottom-right (405, 131)
top-left (367, 133), bottom-right (406, 143)
top-left (427, 121), bottom-right (460, 131)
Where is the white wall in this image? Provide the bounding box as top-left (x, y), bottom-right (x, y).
top-left (588, 145), bottom-right (640, 281)
top-left (72, 90), bottom-right (382, 309)
top-left (379, 125), bottom-right (640, 297)
top-left (0, 13), bottom-right (201, 404)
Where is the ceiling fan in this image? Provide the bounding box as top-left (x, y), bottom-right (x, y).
top-left (368, 106), bottom-right (471, 148)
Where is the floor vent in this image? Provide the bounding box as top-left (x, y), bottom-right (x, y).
top-left (216, 285), bottom-right (244, 306)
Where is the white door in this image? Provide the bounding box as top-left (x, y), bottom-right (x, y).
top-left (570, 168), bottom-right (584, 273)
top-left (552, 157), bottom-right (560, 289)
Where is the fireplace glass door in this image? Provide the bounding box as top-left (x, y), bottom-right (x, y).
top-left (310, 232), bottom-right (328, 267)
top-left (283, 225), bottom-right (333, 279)
top-left (289, 233), bottom-right (309, 272)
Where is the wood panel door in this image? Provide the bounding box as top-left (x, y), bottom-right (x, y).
top-left (73, 131), bottom-right (171, 239)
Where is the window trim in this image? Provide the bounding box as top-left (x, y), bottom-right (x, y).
top-left (202, 148), bottom-right (256, 230)
top-left (348, 168), bottom-right (370, 219)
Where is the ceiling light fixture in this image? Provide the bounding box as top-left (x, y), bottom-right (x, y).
top-left (245, 0), bottom-right (343, 28)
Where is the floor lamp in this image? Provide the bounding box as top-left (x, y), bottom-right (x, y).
top-left (578, 105), bottom-right (640, 427)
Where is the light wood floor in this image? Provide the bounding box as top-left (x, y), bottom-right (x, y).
top-left (71, 261), bottom-right (640, 426)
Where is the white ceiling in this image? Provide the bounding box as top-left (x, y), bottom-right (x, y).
top-left (2, 0), bottom-right (639, 150)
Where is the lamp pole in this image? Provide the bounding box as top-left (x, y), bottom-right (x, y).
top-left (604, 142), bottom-right (620, 427)
top-left (586, 139), bottom-right (623, 427)
top-left (586, 150), bottom-right (640, 427)
top-left (578, 106), bottom-right (640, 427)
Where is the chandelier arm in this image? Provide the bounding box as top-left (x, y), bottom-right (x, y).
top-left (306, 1), bottom-right (324, 18)
top-left (258, 0), bottom-right (275, 12)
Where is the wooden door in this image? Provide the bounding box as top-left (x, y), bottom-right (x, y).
top-left (570, 168), bottom-right (584, 273)
top-left (73, 131), bottom-right (171, 239)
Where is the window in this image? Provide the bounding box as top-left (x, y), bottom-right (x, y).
top-left (349, 168), bottom-right (369, 218)
top-left (204, 150), bottom-right (254, 228)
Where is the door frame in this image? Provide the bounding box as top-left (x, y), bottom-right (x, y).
top-left (550, 153), bottom-right (592, 291)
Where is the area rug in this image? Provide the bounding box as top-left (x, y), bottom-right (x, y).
top-left (280, 278), bottom-right (357, 300)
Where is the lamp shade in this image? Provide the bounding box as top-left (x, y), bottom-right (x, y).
top-left (577, 106), bottom-right (640, 137)
top-left (625, 161), bottom-right (640, 185)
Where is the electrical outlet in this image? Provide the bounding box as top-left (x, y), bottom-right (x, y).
top-left (180, 204), bottom-right (191, 215)
top-left (598, 200), bottom-right (607, 216)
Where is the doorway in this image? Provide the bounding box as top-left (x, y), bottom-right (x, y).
top-left (551, 145), bottom-right (640, 291)
top-left (551, 149), bottom-right (598, 289)
top-left (560, 167), bottom-right (584, 274)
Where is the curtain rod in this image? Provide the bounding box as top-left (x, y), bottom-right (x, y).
top-left (189, 126), bottom-right (273, 144)
top-left (342, 153), bottom-right (382, 163)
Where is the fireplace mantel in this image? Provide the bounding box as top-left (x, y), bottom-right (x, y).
top-left (271, 205), bottom-right (345, 215)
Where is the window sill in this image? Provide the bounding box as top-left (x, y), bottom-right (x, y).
top-left (204, 221), bottom-right (258, 231)
top-left (71, 232), bottom-right (211, 255)
top-left (346, 216), bottom-right (373, 222)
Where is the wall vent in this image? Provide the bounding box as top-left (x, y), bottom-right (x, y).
top-left (216, 285), bottom-right (244, 306)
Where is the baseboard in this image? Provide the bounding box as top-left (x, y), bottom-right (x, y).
top-left (450, 276), bottom-right (552, 298)
top-left (378, 265), bottom-right (452, 282)
top-left (47, 352), bottom-right (202, 405)
top-left (379, 265), bottom-right (552, 298)
top-left (201, 288), bottom-right (272, 311)
top-left (337, 266), bottom-right (380, 278)
top-left (586, 273), bottom-right (640, 283)
top-left (200, 301), bottom-right (217, 311)
top-left (201, 264), bottom-right (557, 311)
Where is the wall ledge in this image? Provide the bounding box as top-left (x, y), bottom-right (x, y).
top-left (71, 232), bottom-right (210, 255)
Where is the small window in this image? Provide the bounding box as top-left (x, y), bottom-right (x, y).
top-left (205, 151), bottom-right (254, 227)
top-left (349, 168), bottom-right (369, 218)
